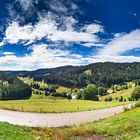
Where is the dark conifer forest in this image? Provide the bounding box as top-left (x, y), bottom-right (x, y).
top-left (6, 62), bottom-right (140, 88)
top-left (0, 72), bottom-right (32, 100)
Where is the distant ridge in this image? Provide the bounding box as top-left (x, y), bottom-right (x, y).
top-left (4, 62), bottom-right (140, 88)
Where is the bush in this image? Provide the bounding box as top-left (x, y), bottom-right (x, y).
top-left (104, 96), bottom-right (113, 102)
top-left (123, 106), bottom-right (129, 112)
top-left (76, 91), bottom-right (83, 99)
top-left (123, 98), bottom-right (127, 102)
top-left (134, 102), bottom-right (140, 108)
top-left (108, 96), bottom-right (113, 101)
top-left (67, 94), bottom-right (72, 100)
top-left (119, 96), bottom-right (123, 102)
top-left (128, 97), bottom-right (133, 101)
top-left (131, 86), bottom-right (140, 100)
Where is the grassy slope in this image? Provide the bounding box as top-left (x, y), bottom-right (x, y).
top-left (100, 88), bottom-right (133, 101)
top-left (0, 123), bottom-right (34, 140)
top-left (1, 107), bottom-right (140, 140)
top-left (100, 83), bottom-right (135, 101)
top-left (0, 98), bottom-right (131, 113)
top-left (46, 107), bottom-right (140, 140)
top-left (56, 86), bottom-right (72, 94)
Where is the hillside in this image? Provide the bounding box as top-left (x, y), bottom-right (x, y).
top-left (0, 72), bottom-right (32, 100)
top-left (5, 62), bottom-right (140, 88)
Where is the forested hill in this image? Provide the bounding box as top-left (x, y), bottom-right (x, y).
top-left (5, 62), bottom-right (140, 88)
top-left (0, 72), bottom-right (32, 100)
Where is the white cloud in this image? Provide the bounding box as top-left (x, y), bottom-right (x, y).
top-left (4, 18), bottom-right (57, 44)
top-left (63, 16), bottom-right (77, 31)
top-left (0, 44), bottom-right (91, 70)
top-left (2, 52), bottom-right (14, 55)
top-left (1, 47), bottom-right (140, 70)
top-left (81, 42), bottom-right (104, 47)
top-left (91, 55), bottom-right (140, 63)
top-left (1, 40), bottom-right (140, 70)
top-left (48, 31), bottom-right (98, 43)
top-left (3, 0), bottom-right (104, 47)
top-left (49, 0), bottom-right (68, 13)
top-left (16, 0), bottom-right (33, 12)
top-left (3, 16), bottom-right (102, 45)
top-left (83, 23), bottom-right (104, 34)
top-left (0, 41), bottom-right (4, 47)
top-left (99, 29), bottom-right (140, 56)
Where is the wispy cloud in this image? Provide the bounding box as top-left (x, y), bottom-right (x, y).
top-left (16, 0), bottom-right (33, 12)
top-left (99, 29), bottom-right (140, 56)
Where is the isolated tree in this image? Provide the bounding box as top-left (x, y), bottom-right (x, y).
top-left (83, 84), bottom-right (98, 100)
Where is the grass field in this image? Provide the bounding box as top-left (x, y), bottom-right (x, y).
top-left (0, 98), bottom-right (131, 113)
top-left (0, 106), bottom-right (140, 140)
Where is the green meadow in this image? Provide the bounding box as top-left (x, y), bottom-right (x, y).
top-left (0, 98), bottom-right (130, 113)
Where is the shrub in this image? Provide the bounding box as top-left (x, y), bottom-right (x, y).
top-left (123, 106), bottom-right (129, 112)
top-left (76, 91), bottom-right (83, 99)
top-left (131, 86), bottom-right (140, 100)
top-left (67, 94), bottom-right (72, 100)
top-left (119, 96), bottom-right (123, 102)
top-left (123, 99), bottom-right (127, 102)
top-left (134, 102), bottom-right (140, 108)
top-left (108, 96), bottom-right (113, 101)
top-left (128, 97), bottom-right (133, 101)
top-left (104, 96), bottom-right (113, 102)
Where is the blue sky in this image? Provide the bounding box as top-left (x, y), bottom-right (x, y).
top-left (0, 0), bottom-right (140, 70)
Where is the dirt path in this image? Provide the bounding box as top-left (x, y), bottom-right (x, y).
top-left (0, 104), bottom-right (133, 127)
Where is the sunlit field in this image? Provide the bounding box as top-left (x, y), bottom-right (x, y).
top-left (0, 97), bottom-right (131, 113)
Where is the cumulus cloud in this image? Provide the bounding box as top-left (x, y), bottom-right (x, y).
top-left (3, 16), bottom-right (102, 45)
top-left (62, 16), bottom-right (77, 31)
top-left (83, 24), bottom-right (104, 34)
